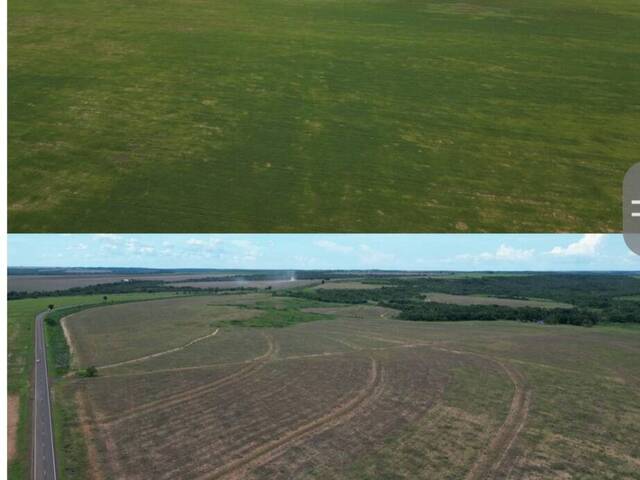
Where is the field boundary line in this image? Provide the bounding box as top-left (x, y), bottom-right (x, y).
top-left (202, 356), bottom-right (384, 480)
top-left (98, 328), bottom-right (220, 370)
top-left (323, 334), bottom-right (364, 351)
top-left (75, 390), bottom-right (105, 480)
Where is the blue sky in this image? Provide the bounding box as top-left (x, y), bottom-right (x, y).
top-left (7, 234), bottom-right (640, 271)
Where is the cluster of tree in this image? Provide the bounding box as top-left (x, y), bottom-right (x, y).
top-left (599, 299), bottom-right (640, 323)
top-left (77, 366), bottom-right (98, 378)
top-left (382, 300), bottom-right (598, 326)
top-left (284, 273), bottom-right (640, 326)
top-left (382, 274), bottom-right (640, 308)
top-left (285, 286), bottom-right (409, 305)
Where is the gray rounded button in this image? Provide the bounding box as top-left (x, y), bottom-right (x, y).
top-left (624, 163), bottom-right (640, 255)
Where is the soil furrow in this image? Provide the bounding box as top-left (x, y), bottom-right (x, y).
top-left (199, 356), bottom-right (384, 480)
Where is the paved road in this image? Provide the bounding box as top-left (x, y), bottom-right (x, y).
top-left (33, 310), bottom-right (57, 480)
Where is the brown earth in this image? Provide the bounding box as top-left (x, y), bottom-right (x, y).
top-left (8, 395), bottom-right (19, 462)
top-left (8, 273), bottom-right (221, 292)
top-left (60, 299), bottom-right (640, 479)
top-left (167, 279), bottom-right (318, 290)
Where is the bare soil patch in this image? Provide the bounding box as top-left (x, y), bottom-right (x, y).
top-left (75, 391), bottom-right (103, 480)
top-left (167, 279), bottom-right (318, 290)
top-left (61, 316), bottom-right (77, 368)
top-left (8, 395), bottom-right (19, 462)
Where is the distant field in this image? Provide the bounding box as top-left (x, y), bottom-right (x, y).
top-left (425, 292), bottom-right (574, 309)
top-left (9, 0), bottom-right (640, 232)
top-left (312, 281), bottom-right (387, 290)
top-left (8, 274), bottom-right (218, 292)
top-left (167, 279), bottom-right (319, 290)
top-left (53, 295), bottom-right (640, 479)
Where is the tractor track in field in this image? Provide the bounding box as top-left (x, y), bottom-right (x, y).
top-left (96, 334), bottom-right (277, 426)
top-left (97, 328), bottom-right (220, 370)
top-left (199, 356), bottom-right (384, 480)
top-left (90, 326), bottom-right (530, 479)
top-left (464, 361), bottom-right (531, 480)
top-left (344, 330), bottom-right (532, 480)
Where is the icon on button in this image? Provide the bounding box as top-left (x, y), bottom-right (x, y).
top-left (623, 163), bottom-right (640, 255)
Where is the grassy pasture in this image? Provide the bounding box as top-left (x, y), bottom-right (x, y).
top-left (49, 295), bottom-right (640, 479)
top-left (312, 280), bottom-right (388, 290)
top-left (424, 292), bottom-right (574, 308)
top-left (64, 295), bottom-right (260, 366)
top-left (167, 279), bottom-right (319, 290)
top-left (9, 0), bottom-right (640, 232)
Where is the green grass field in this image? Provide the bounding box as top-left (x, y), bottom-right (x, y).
top-left (9, 0), bottom-right (640, 232)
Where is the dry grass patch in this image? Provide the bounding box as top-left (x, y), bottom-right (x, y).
top-left (425, 293), bottom-right (573, 309)
top-left (8, 395), bottom-right (19, 463)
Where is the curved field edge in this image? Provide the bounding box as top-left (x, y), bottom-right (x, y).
top-left (6, 293), bottom-right (184, 480)
top-left (12, 293), bottom-right (640, 479)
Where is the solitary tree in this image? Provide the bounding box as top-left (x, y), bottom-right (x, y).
top-left (48, 304), bottom-right (54, 311)
top-left (85, 366), bottom-right (98, 377)
top-left (103, 296), bottom-right (108, 302)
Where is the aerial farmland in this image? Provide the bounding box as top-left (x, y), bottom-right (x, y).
top-left (8, 271), bottom-right (640, 479)
top-left (8, 0), bottom-right (640, 232)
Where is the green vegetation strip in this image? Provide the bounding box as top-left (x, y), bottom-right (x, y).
top-left (218, 307), bottom-right (330, 328)
top-left (217, 297), bottom-right (339, 328)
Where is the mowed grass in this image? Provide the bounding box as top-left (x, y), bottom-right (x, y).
top-left (52, 296), bottom-right (640, 479)
top-left (9, 0), bottom-right (640, 232)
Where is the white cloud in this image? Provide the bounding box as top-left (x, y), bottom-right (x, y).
top-left (494, 244), bottom-right (535, 261)
top-left (314, 240), bottom-right (353, 254)
top-left (230, 240), bottom-right (261, 262)
top-left (357, 244), bottom-right (395, 266)
top-left (455, 244), bottom-right (534, 263)
top-left (93, 234), bottom-right (125, 251)
top-left (186, 238), bottom-right (222, 251)
top-left (292, 255), bottom-right (321, 268)
top-left (548, 234), bottom-right (604, 257)
top-left (67, 243), bottom-right (88, 251)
